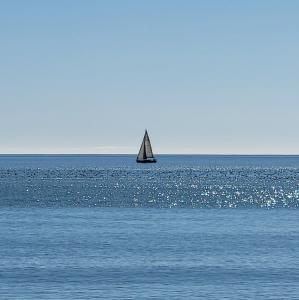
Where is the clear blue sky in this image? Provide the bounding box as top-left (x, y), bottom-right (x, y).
top-left (1, 0), bottom-right (298, 154)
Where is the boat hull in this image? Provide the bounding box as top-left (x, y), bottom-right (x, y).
top-left (136, 158), bottom-right (157, 163)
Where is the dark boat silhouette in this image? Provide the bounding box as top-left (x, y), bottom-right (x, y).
top-left (136, 130), bottom-right (157, 163)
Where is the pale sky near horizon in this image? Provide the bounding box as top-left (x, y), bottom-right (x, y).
top-left (1, 1), bottom-right (298, 154)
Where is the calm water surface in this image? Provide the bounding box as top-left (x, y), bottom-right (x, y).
top-left (0, 155), bottom-right (298, 299)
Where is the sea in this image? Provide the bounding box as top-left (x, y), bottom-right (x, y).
top-left (0, 155), bottom-right (298, 299)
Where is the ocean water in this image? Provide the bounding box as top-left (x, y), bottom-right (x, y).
top-left (0, 155), bottom-right (299, 299)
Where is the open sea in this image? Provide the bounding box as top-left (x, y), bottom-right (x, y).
top-left (0, 155), bottom-right (299, 299)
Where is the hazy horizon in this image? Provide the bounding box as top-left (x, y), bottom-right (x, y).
top-left (0, 150), bottom-right (299, 155)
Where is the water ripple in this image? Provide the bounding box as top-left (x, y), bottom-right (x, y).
top-left (0, 167), bottom-right (298, 208)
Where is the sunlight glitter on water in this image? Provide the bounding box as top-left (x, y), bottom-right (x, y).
top-left (0, 167), bottom-right (298, 208)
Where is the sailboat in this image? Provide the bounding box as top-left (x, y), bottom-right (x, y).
top-left (136, 130), bottom-right (157, 163)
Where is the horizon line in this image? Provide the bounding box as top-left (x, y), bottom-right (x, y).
top-left (0, 153), bottom-right (299, 156)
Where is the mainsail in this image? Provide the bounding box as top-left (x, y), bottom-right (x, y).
top-left (137, 130), bottom-right (156, 163)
